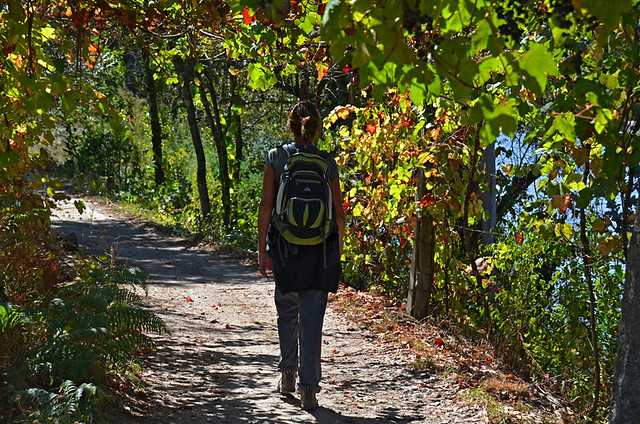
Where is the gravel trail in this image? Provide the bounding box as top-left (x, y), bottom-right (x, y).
top-left (52, 196), bottom-right (488, 424)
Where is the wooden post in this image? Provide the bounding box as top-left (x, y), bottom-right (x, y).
top-left (407, 168), bottom-right (435, 320)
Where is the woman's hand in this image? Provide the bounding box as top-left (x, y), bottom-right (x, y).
top-left (258, 166), bottom-right (276, 279)
top-left (259, 250), bottom-right (272, 279)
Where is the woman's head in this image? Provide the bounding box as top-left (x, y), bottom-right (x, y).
top-left (288, 102), bottom-right (321, 144)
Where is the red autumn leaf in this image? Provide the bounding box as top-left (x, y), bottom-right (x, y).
top-left (186, 297), bottom-right (194, 302)
top-left (514, 232), bottom-right (524, 245)
top-left (332, 349), bottom-right (339, 354)
top-left (242, 7), bottom-right (255, 25)
top-left (366, 124), bottom-right (377, 135)
top-left (553, 194), bottom-right (571, 213)
top-left (434, 337), bottom-right (444, 346)
top-left (88, 43), bottom-right (98, 54)
top-left (417, 194), bottom-right (436, 208)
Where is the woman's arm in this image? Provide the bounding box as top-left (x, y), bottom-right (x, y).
top-left (330, 178), bottom-right (346, 254)
top-left (258, 166), bottom-right (276, 278)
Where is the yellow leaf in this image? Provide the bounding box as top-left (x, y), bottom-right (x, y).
top-left (317, 62), bottom-right (328, 81)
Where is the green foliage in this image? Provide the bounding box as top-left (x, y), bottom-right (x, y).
top-left (64, 120), bottom-right (143, 194)
top-left (3, 0), bottom-right (640, 420)
top-left (490, 219), bottom-right (623, 413)
top-left (318, 0), bottom-right (640, 419)
top-left (326, 95), bottom-right (477, 299)
top-left (0, 302), bottom-right (23, 332)
top-left (31, 266), bottom-right (167, 384)
top-left (11, 380), bottom-right (99, 424)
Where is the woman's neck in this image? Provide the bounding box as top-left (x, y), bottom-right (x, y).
top-left (293, 138), bottom-right (314, 145)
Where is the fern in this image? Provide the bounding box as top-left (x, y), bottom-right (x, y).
top-left (29, 265), bottom-right (168, 383)
top-left (0, 302), bottom-right (27, 365)
top-left (12, 380), bottom-right (99, 423)
top-left (0, 302), bottom-right (23, 332)
top-left (90, 266), bottom-right (149, 294)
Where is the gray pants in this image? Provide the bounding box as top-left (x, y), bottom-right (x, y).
top-left (275, 287), bottom-right (328, 393)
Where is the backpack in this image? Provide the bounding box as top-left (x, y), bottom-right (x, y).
top-left (272, 143), bottom-right (333, 247)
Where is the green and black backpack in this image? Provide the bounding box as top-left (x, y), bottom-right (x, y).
top-left (272, 143), bottom-right (333, 249)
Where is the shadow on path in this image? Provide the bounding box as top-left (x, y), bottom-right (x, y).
top-left (52, 200), bottom-right (253, 287)
top-left (51, 199), bottom-right (426, 423)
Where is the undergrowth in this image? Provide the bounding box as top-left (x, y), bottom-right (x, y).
top-left (0, 192), bottom-right (167, 423)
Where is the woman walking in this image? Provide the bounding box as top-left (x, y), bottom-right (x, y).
top-left (257, 101), bottom-right (345, 411)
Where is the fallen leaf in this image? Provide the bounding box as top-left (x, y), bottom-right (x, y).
top-left (186, 297), bottom-right (194, 302)
top-left (225, 323), bottom-right (232, 329)
top-left (434, 337), bottom-right (444, 346)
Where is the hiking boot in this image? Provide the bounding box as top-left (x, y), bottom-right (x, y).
top-left (300, 387), bottom-right (318, 411)
top-left (277, 370), bottom-right (296, 393)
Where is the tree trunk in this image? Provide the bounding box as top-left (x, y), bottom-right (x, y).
top-left (233, 112), bottom-right (243, 191)
top-left (144, 50), bottom-right (164, 186)
top-left (480, 142), bottom-right (496, 245)
top-left (610, 192), bottom-right (640, 423)
top-left (579, 152), bottom-right (600, 420)
top-left (463, 125), bottom-right (491, 333)
top-left (199, 70), bottom-right (230, 227)
top-left (229, 72), bottom-right (244, 220)
top-left (174, 56), bottom-right (211, 219)
top-left (621, 167), bottom-right (635, 259)
top-left (407, 168), bottom-right (435, 320)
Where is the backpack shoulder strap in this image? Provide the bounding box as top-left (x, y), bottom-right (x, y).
top-left (282, 143), bottom-right (297, 157)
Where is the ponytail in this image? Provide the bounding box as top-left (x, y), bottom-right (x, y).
top-left (288, 102), bottom-right (321, 143)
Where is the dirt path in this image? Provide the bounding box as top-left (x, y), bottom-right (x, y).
top-left (51, 196), bottom-right (489, 424)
